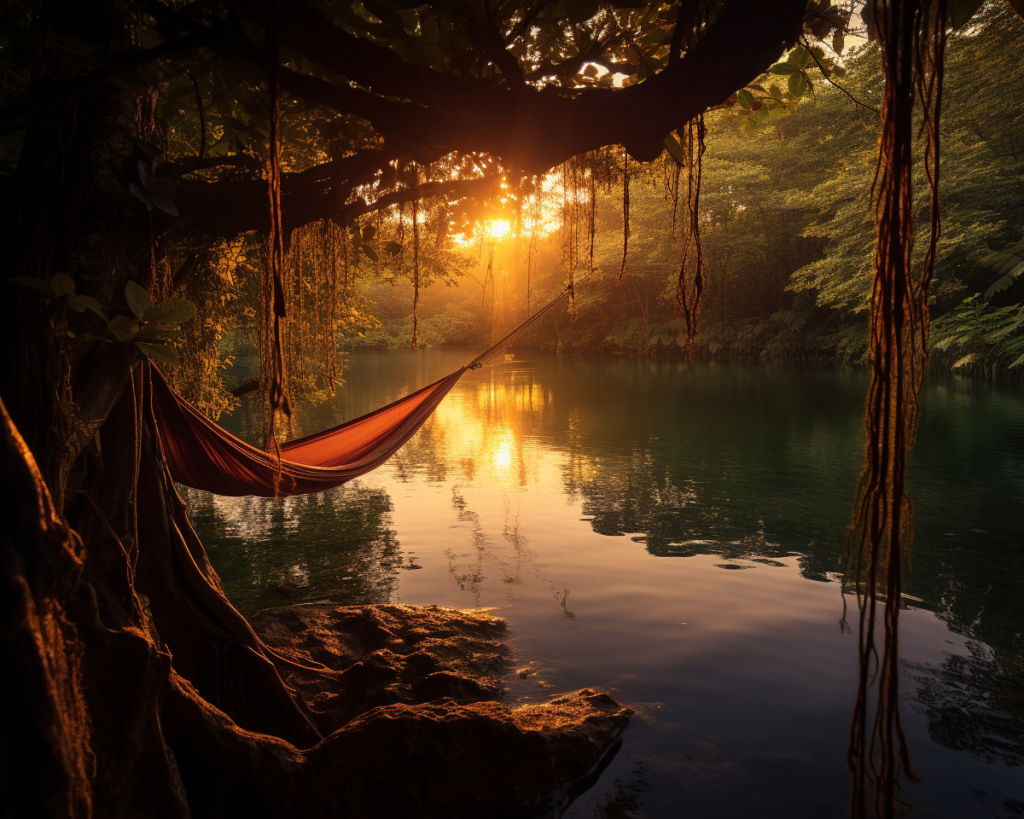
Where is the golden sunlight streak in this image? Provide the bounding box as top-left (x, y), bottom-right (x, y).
top-left (485, 219), bottom-right (512, 241)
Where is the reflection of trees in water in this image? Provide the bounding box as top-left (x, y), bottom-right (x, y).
top-left (444, 486), bottom-right (577, 619)
top-left (445, 485), bottom-right (490, 604)
top-left (562, 442), bottom-right (796, 567)
top-left (183, 482), bottom-right (403, 616)
top-left (904, 640), bottom-right (1024, 769)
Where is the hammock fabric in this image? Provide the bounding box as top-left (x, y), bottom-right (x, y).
top-left (151, 366), bottom-right (465, 496)
top-left (151, 273), bottom-right (589, 498)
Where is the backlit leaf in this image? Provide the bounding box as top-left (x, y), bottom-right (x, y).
top-left (145, 298), bottom-right (196, 324)
top-left (51, 272), bottom-right (75, 296)
top-left (663, 134), bottom-right (684, 166)
top-left (788, 71), bottom-right (809, 98)
top-left (108, 315), bottom-right (140, 341)
top-left (125, 280), bottom-right (153, 320)
top-left (66, 295), bottom-right (107, 319)
top-left (136, 341), bottom-right (180, 368)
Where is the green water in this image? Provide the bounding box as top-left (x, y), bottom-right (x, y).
top-left (185, 351), bottom-right (1024, 818)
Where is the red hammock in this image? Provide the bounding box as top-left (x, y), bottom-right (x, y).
top-left (151, 274), bottom-right (587, 498)
top-left (151, 365), bottom-right (466, 496)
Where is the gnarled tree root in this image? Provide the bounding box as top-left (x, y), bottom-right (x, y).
top-left (165, 675), bottom-right (630, 819)
top-left (164, 602), bottom-right (632, 818)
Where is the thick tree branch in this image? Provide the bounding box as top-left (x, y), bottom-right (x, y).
top-left (173, 167), bottom-right (500, 245)
top-left (279, 0), bottom-right (806, 169)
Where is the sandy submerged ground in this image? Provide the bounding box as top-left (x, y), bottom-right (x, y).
top-left (250, 603), bottom-right (632, 818)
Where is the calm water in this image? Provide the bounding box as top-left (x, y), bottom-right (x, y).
top-left (185, 351), bottom-right (1024, 818)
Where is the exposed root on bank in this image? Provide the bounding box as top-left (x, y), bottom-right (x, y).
top-left (166, 602), bottom-right (632, 819)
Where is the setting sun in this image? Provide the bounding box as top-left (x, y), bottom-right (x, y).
top-left (484, 219), bottom-right (511, 241)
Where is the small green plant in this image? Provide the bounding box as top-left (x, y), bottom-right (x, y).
top-left (108, 281), bottom-right (196, 366)
top-left (12, 274), bottom-right (195, 367)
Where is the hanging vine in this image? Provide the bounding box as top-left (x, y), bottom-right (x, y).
top-left (677, 115), bottom-right (706, 354)
top-left (561, 160), bottom-right (579, 322)
top-left (619, 150), bottom-right (629, 281)
top-left (261, 5), bottom-right (292, 470)
top-left (588, 153), bottom-right (596, 274)
top-left (846, 2), bottom-right (947, 817)
top-left (325, 220), bottom-right (339, 395)
top-left (410, 160), bottom-right (420, 350)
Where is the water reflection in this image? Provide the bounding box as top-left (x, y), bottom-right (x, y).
top-left (195, 351), bottom-right (1024, 816)
top-left (905, 641), bottom-right (1024, 768)
top-left (183, 482), bottom-right (403, 615)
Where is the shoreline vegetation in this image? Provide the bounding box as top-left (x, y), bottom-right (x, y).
top-left (307, 6), bottom-right (1021, 386)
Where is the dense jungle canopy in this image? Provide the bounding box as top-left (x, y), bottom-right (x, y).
top-left (2, 1), bottom-right (1022, 818)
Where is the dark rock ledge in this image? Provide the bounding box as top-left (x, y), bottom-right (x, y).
top-left (164, 604), bottom-right (631, 819)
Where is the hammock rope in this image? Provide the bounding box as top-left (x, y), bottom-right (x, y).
top-left (151, 273), bottom-right (593, 498)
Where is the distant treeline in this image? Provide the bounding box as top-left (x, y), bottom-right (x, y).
top-left (349, 4), bottom-right (1024, 379)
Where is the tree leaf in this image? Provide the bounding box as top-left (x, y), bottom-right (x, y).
top-left (787, 47), bottom-right (813, 69)
top-left (385, 241), bottom-right (403, 256)
top-left (363, 0), bottom-right (405, 30)
top-left (768, 62), bottom-right (798, 76)
top-left (144, 297), bottom-right (196, 324)
top-left (663, 134), bottom-right (684, 166)
top-left (135, 341), bottom-right (180, 368)
top-left (51, 272), bottom-right (76, 296)
top-left (788, 71), bottom-right (809, 98)
top-left (737, 89), bottom-right (754, 109)
top-left (12, 275), bottom-right (55, 295)
top-left (125, 280), bottom-right (153, 320)
top-left (108, 315), bottom-right (140, 341)
top-left (66, 295), bottom-right (107, 319)
top-left (148, 192), bottom-right (178, 216)
top-left (129, 181), bottom-right (154, 210)
top-left (362, 224), bottom-right (377, 242)
top-left (137, 159), bottom-right (152, 189)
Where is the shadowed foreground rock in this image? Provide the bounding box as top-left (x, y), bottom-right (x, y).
top-left (164, 603), bottom-right (632, 819)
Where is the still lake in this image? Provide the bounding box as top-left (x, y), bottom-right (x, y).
top-left (185, 350), bottom-right (1024, 818)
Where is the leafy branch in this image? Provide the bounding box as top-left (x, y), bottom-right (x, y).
top-left (12, 275), bottom-right (196, 367)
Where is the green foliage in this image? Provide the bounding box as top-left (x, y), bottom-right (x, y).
top-left (111, 282), bottom-right (197, 368)
top-left (12, 273), bottom-right (107, 320)
top-left (456, 3), bottom-right (1024, 378)
top-left (349, 305), bottom-right (480, 350)
top-left (981, 251), bottom-right (1024, 301)
top-left (931, 296), bottom-right (1024, 374)
top-left (13, 274), bottom-right (195, 364)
